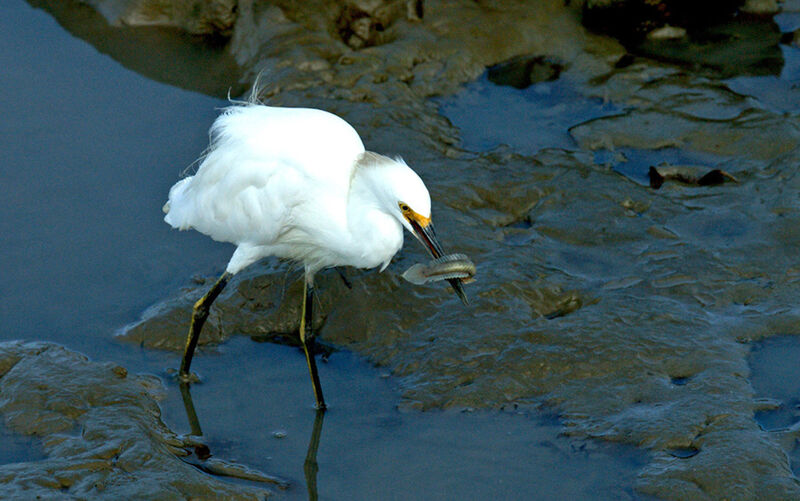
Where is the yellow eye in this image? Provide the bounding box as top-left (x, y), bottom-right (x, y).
top-left (399, 203), bottom-right (410, 212)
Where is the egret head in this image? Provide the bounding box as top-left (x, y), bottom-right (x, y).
top-left (357, 153), bottom-right (437, 251)
top-left (354, 152), bottom-right (467, 304)
top-left (391, 163), bottom-right (431, 237)
top-left (385, 157), bottom-right (469, 305)
top-left (373, 157), bottom-right (438, 255)
top-left (397, 199), bottom-right (443, 258)
top-left (355, 152), bottom-right (430, 227)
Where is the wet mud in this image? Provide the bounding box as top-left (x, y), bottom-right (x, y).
top-left (0, 341), bottom-right (274, 499)
top-left (7, 0), bottom-right (800, 498)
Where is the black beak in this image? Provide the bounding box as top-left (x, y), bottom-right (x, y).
top-left (409, 219), bottom-right (469, 305)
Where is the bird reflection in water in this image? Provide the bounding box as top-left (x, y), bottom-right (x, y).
top-left (303, 409), bottom-right (325, 501)
top-left (178, 381), bottom-right (325, 499)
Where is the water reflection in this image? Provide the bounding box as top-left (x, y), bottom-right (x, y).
top-left (633, 16), bottom-right (784, 78)
top-left (438, 72), bottom-right (619, 155)
top-left (178, 381), bottom-right (325, 498)
top-left (303, 410), bottom-right (325, 501)
top-left (179, 381), bottom-right (208, 456)
top-left (26, 0), bottom-right (245, 97)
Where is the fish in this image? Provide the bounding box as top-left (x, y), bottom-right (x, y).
top-left (402, 253), bottom-right (476, 285)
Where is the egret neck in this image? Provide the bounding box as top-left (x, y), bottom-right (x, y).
top-left (345, 154), bottom-right (407, 271)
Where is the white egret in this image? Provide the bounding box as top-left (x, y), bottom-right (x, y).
top-left (164, 91), bottom-right (467, 409)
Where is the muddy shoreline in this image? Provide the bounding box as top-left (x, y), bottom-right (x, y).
top-left (5, 0), bottom-right (800, 498)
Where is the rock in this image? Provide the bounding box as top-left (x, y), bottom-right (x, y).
top-left (635, 16), bottom-right (782, 78)
top-left (336, 4), bottom-right (387, 49)
top-left (740, 0), bottom-right (780, 15)
top-left (116, 267), bottom-right (342, 352)
top-left (336, 0), bottom-right (423, 49)
top-left (582, 0), bottom-right (781, 78)
top-left (646, 25), bottom-right (687, 40)
top-left (487, 55), bottom-right (565, 89)
top-left (648, 165), bottom-right (739, 189)
top-left (582, 0), bottom-right (744, 44)
top-left (82, 0), bottom-right (237, 35)
top-left (783, 29), bottom-right (800, 47)
top-left (570, 106), bottom-right (800, 159)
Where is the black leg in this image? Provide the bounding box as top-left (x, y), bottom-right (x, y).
top-left (336, 267), bottom-right (353, 289)
top-left (301, 279), bottom-right (326, 410)
top-left (180, 271), bottom-right (231, 380)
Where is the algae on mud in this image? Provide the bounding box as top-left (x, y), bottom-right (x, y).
top-left (11, 0), bottom-right (800, 498)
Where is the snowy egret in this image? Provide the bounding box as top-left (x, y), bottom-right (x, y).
top-left (164, 92), bottom-right (468, 409)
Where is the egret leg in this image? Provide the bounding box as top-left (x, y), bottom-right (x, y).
top-left (301, 279), bottom-right (326, 409)
top-left (335, 267), bottom-right (353, 289)
top-left (180, 271), bottom-right (231, 379)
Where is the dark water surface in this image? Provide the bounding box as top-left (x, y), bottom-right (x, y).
top-left (0, 1), bottom-right (230, 353)
top-left (0, 420), bottom-right (43, 466)
top-left (438, 73), bottom-right (620, 155)
top-left (750, 336), bottom-right (800, 432)
top-left (1, 1), bottom-right (648, 498)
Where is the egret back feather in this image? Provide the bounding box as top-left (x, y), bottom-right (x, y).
top-left (165, 102), bottom-right (431, 276)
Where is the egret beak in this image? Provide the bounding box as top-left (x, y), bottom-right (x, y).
top-left (408, 218), bottom-right (469, 305)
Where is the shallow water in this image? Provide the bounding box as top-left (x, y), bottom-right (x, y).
top-left (750, 336), bottom-right (800, 433)
top-left (157, 337), bottom-right (646, 499)
top-left (438, 73), bottom-right (620, 155)
top-left (1, 1), bottom-right (650, 498)
top-left (7, 0), bottom-right (800, 498)
top-left (0, 0), bottom-right (231, 354)
top-left (0, 421), bottom-right (43, 466)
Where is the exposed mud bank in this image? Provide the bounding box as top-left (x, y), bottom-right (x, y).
top-left (0, 341), bottom-right (275, 498)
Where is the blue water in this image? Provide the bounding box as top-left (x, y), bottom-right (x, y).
top-left (438, 73), bottom-right (619, 155)
top-left (0, 1), bottom-right (230, 357)
top-left (726, 44), bottom-right (800, 114)
top-left (749, 335), bottom-right (800, 476)
top-left (750, 336), bottom-right (800, 432)
top-left (0, 421), bottom-right (44, 465)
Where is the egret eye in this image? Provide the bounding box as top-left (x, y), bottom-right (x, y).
top-left (399, 203), bottom-right (410, 212)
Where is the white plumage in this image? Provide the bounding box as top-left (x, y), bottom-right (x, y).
top-left (164, 103), bottom-right (430, 276)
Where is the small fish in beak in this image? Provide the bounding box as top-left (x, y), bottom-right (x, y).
top-left (402, 254), bottom-right (476, 285)
top-left (405, 215), bottom-right (472, 305)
